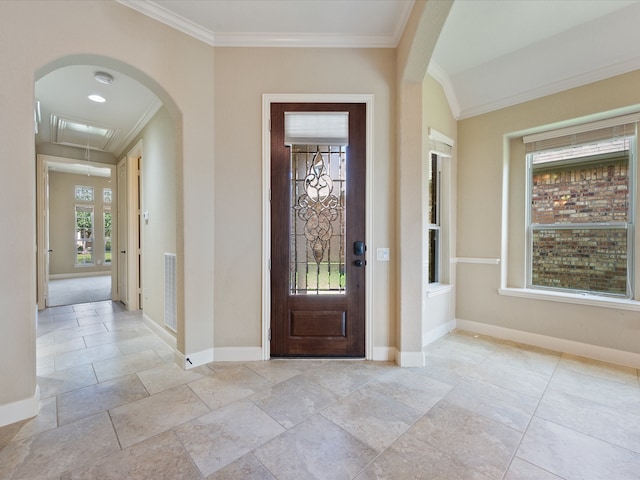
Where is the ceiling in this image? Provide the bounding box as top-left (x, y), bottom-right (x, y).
top-left (34, 0), bottom-right (640, 163)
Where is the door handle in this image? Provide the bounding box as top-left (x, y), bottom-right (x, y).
top-left (120, 250), bottom-right (126, 254)
top-left (353, 259), bottom-right (366, 267)
top-left (353, 241), bottom-right (366, 256)
top-left (48, 249), bottom-right (53, 252)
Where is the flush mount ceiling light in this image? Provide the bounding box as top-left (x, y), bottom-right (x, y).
top-left (94, 71), bottom-right (114, 85)
top-left (88, 94), bottom-right (106, 103)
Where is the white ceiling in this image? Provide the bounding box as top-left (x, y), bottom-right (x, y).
top-left (35, 65), bottom-right (161, 159)
top-left (34, 0), bottom-right (640, 161)
top-left (430, 0), bottom-right (640, 118)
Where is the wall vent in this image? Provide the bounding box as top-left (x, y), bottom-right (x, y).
top-left (164, 253), bottom-right (177, 332)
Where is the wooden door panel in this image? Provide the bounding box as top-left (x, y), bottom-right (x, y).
top-left (271, 102), bottom-right (366, 357)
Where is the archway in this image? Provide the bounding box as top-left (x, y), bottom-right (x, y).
top-left (34, 53), bottom-right (184, 354)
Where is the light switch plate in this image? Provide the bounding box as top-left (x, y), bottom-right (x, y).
top-left (377, 248), bottom-right (390, 261)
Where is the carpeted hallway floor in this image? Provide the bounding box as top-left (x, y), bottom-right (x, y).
top-left (47, 275), bottom-right (111, 306)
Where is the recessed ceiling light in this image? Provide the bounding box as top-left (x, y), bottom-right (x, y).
top-left (88, 94), bottom-right (106, 103)
top-left (94, 71), bottom-right (114, 85)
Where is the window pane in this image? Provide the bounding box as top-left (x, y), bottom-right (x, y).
top-left (290, 145), bottom-right (346, 294)
top-left (428, 228), bottom-right (439, 284)
top-left (103, 188), bottom-right (112, 203)
top-left (104, 209), bottom-right (112, 265)
top-left (532, 153), bottom-right (629, 225)
top-left (75, 186), bottom-right (94, 201)
top-left (75, 205), bottom-right (94, 265)
top-left (428, 153), bottom-right (438, 225)
top-left (531, 227), bottom-right (627, 295)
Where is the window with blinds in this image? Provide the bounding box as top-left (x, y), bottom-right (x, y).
top-left (524, 115), bottom-right (637, 297)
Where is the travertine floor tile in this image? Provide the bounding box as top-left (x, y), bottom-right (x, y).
top-left (558, 352), bottom-right (639, 386)
top-left (93, 349), bottom-right (164, 382)
top-left (9, 307), bottom-right (638, 480)
top-left (355, 433), bottom-right (492, 480)
top-left (175, 400), bottom-right (285, 476)
top-left (322, 388), bottom-right (421, 452)
top-left (361, 368), bottom-right (452, 413)
top-left (12, 396), bottom-right (58, 442)
top-left (136, 362), bottom-right (209, 395)
top-left (467, 357), bottom-right (551, 398)
top-left (301, 361), bottom-right (389, 396)
top-left (57, 373), bottom-right (149, 425)
top-left (38, 363), bottom-right (97, 399)
top-left (55, 343), bottom-right (122, 370)
top-left (207, 453), bottom-right (276, 480)
top-left (548, 368), bottom-right (640, 415)
top-left (0, 413), bottom-right (120, 480)
top-left (536, 388), bottom-right (640, 454)
top-left (244, 358), bottom-right (326, 384)
top-left (251, 374), bottom-right (338, 428)
top-left (517, 417), bottom-right (640, 479)
top-left (253, 414), bottom-right (377, 480)
top-left (110, 384), bottom-right (209, 448)
top-left (188, 364), bottom-right (271, 411)
top-left (488, 343), bottom-right (560, 376)
top-left (504, 457), bottom-right (563, 480)
top-left (444, 376), bottom-right (538, 431)
top-left (408, 401), bottom-right (522, 479)
top-left (62, 430), bottom-right (202, 479)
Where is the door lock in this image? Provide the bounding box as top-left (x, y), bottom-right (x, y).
top-left (353, 241), bottom-right (366, 256)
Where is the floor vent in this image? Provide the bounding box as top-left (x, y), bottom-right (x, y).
top-left (164, 253), bottom-right (177, 332)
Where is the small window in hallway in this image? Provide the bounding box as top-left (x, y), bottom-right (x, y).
top-left (75, 185), bottom-right (94, 201)
top-left (75, 205), bottom-right (94, 265)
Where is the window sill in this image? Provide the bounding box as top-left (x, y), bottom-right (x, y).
top-left (427, 283), bottom-right (453, 298)
top-left (498, 287), bottom-right (640, 311)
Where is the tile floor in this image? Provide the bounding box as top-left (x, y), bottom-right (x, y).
top-left (1, 300), bottom-right (640, 479)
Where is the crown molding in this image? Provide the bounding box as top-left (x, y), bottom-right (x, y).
top-left (427, 61), bottom-right (461, 119)
top-left (457, 57), bottom-right (640, 120)
top-left (117, 0), bottom-right (215, 45)
top-left (117, 0), bottom-right (407, 48)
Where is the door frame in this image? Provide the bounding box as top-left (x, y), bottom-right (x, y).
top-left (36, 154), bottom-right (117, 309)
top-left (261, 94), bottom-right (374, 360)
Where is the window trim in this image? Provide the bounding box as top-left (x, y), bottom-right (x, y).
top-left (426, 128), bottom-right (454, 291)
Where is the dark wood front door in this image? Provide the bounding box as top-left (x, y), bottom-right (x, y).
top-left (270, 102), bottom-right (366, 357)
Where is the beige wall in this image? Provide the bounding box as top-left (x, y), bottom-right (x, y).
top-left (212, 47), bottom-right (397, 351)
top-left (457, 69), bottom-right (640, 355)
top-left (138, 107), bottom-right (178, 333)
top-left (0, 0), bottom-right (214, 419)
top-left (48, 172), bottom-right (113, 276)
top-left (422, 73), bottom-right (457, 338)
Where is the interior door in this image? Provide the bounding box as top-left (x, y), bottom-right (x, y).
top-left (270, 103), bottom-right (366, 357)
top-left (43, 166), bottom-right (51, 307)
top-left (117, 158), bottom-right (128, 306)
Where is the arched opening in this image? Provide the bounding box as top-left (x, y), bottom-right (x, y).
top-left (34, 54), bottom-right (184, 363)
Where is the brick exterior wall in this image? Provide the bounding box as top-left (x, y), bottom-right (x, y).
top-left (531, 156), bottom-right (629, 295)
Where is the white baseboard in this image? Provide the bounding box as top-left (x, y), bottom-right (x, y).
top-left (0, 385), bottom-right (40, 428)
top-left (397, 351), bottom-right (425, 367)
top-left (142, 314), bottom-right (177, 349)
top-left (49, 271), bottom-right (111, 280)
top-left (183, 348), bottom-right (214, 369)
top-left (456, 318), bottom-right (640, 369)
top-left (213, 347), bottom-right (263, 362)
top-left (373, 347), bottom-right (398, 363)
top-left (423, 319), bottom-right (456, 348)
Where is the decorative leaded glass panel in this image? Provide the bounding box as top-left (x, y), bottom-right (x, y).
top-left (290, 145), bottom-right (346, 294)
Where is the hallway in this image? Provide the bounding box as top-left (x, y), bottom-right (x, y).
top-left (0, 301), bottom-right (639, 478)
